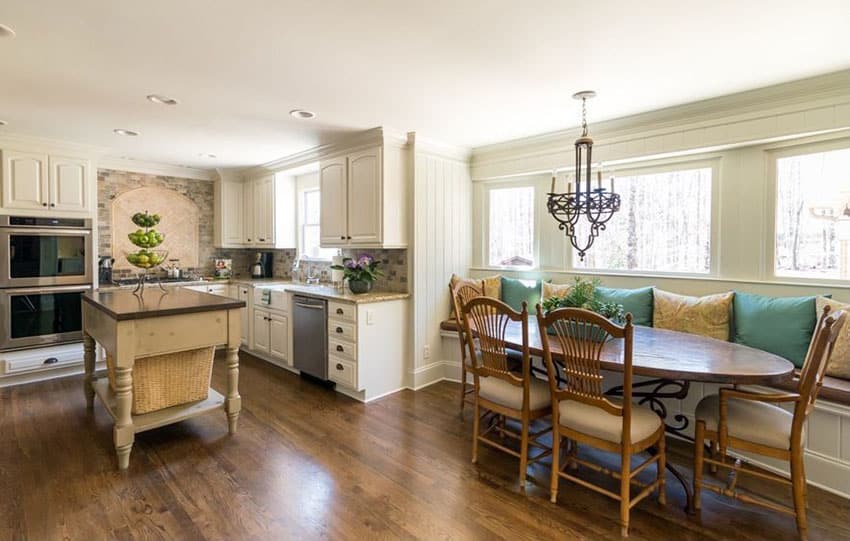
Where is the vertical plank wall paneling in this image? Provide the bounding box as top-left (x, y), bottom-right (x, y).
top-left (412, 150), bottom-right (472, 388)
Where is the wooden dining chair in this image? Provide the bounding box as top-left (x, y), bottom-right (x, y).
top-left (450, 281), bottom-right (484, 414)
top-left (536, 306), bottom-right (666, 538)
top-left (693, 306), bottom-right (846, 539)
top-left (460, 297), bottom-right (551, 488)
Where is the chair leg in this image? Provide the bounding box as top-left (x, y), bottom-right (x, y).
top-left (459, 364), bottom-right (467, 413)
top-left (569, 439), bottom-right (579, 470)
top-left (791, 449), bottom-right (808, 537)
top-left (620, 448), bottom-right (631, 538)
top-left (694, 421), bottom-right (705, 511)
top-left (550, 430), bottom-right (560, 503)
top-left (709, 440), bottom-right (718, 474)
top-left (519, 413), bottom-right (530, 490)
top-left (657, 434), bottom-right (666, 505)
top-left (471, 396), bottom-right (480, 464)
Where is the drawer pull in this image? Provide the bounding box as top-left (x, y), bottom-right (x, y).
top-left (336, 345), bottom-right (344, 352)
top-left (43, 357), bottom-right (59, 365)
top-left (335, 363), bottom-right (344, 371)
top-left (336, 308), bottom-right (344, 315)
top-left (335, 326), bottom-right (343, 333)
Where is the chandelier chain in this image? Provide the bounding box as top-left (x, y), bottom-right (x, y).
top-left (581, 97), bottom-right (588, 137)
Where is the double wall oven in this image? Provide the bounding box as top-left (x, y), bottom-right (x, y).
top-left (0, 216), bottom-right (92, 350)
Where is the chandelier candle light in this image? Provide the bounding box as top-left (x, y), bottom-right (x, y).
top-left (547, 91), bottom-right (621, 261)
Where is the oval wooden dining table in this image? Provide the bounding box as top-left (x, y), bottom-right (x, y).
top-left (500, 319), bottom-right (796, 512)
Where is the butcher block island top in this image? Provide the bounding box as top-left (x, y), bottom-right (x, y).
top-left (82, 288), bottom-right (245, 470)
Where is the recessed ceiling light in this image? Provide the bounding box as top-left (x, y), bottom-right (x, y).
top-left (113, 128), bottom-right (140, 136)
top-left (290, 109), bottom-right (316, 120)
top-left (0, 120), bottom-right (7, 126)
top-left (198, 153), bottom-right (217, 159)
top-left (0, 24), bottom-right (16, 39)
top-left (146, 94), bottom-right (179, 106)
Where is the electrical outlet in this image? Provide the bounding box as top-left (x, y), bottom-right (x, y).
top-left (423, 345), bottom-right (431, 360)
top-left (366, 310), bottom-right (375, 325)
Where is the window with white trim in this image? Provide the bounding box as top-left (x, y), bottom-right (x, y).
top-left (299, 188), bottom-right (336, 260)
top-left (488, 185), bottom-right (535, 268)
top-left (774, 146), bottom-right (850, 280)
top-left (573, 166), bottom-right (713, 273)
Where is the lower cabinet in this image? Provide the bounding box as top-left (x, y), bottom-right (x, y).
top-left (252, 308), bottom-right (288, 365)
top-left (237, 286), bottom-right (250, 345)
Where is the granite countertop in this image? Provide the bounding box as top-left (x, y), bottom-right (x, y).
top-left (83, 288), bottom-right (246, 321)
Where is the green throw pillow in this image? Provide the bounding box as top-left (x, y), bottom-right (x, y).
top-left (595, 286), bottom-right (654, 327)
top-left (500, 277), bottom-right (542, 312)
top-left (733, 292), bottom-right (817, 368)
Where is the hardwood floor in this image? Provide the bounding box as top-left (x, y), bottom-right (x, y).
top-left (1, 352), bottom-right (848, 541)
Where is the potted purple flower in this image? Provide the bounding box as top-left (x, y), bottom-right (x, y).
top-left (331, 254), bottom-right (384, 294)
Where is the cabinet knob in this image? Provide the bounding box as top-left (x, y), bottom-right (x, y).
top-left (259, 238), bottom-right (265, 242)
top-left (336, 308), bottom-right (344, 315)
top-left (335, 327), bottom-right (343, 333)
top-left (336, 363), bottom-right (344, 371)
top-left (347, 236), bottom-right (352, 240)
top-left (336, 345), bottom-right (344, 352)
top-left (50, 203), bottom-right (56, 207)
top-left (247, 238), bottom-right (251, 242)
top-left (340, 236), bottom-right (345, 240)
top-left (43, 357), bottom-right (59, 365)
top-left (42, 202), bottom-right (47, 207)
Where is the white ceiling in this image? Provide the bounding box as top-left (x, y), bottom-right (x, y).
top-left (0, 0), bottom-right (848, 169)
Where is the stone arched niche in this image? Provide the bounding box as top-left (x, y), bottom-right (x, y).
top-left (111, 186), bottom-right (200, 270)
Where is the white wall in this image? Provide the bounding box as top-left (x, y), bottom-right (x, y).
top-left (410, 137), bottom-right (473, 388)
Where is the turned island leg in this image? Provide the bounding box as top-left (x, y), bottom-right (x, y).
top-left (225, 346), bottom-right (241, 434)
top-left (83, 333), bottom-right (96, 410)
top-left (114, 365), bottom-right (135, 470)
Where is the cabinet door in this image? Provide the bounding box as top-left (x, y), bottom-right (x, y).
top-left (221, 181), bottom-right (244, 246)
top-left (253, 176), bottom-right (275, 246)
top-left (269, 313), bottom-right (289, 364)
top-left (242, 181), bottom-right (254, 245)
top-left (347, 147), bottom-right (382, 245)
top-left (238, 286), bottom-right (250, 345)
top-left (48, 155), bottom-right (89, 212)
top-left (319, 157), bottom-right (348, 246)
top-left (252, 309), bottom-right (270, 354)
top-left (2, 150), bottom-right (49, 210)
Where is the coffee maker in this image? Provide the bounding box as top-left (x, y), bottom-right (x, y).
top-left (251, 252), bottom-right (273, 278)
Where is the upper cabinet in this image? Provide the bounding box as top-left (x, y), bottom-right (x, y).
top-left (214, 174), bottom-right (296, 249)
top-left (319, 140), bottom-right (408, 248)
top-left (1, 149), bottom-right (92, 214)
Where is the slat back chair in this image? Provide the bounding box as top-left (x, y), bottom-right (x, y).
top-left (460, 297), bottom-right (551, 487)
top-left (694, 306), bottom-right (847, 539)
top-left (450, 281), bottom-right (484, 413)
top-left (537, 307), bottom-right (666, 537)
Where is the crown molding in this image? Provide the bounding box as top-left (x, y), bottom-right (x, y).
top-left (471, 70), bottom-right (850, 173)
top-left (98, 156), bottom-right (217, 181)
top-left (408, 132), bottom-right (471, 163)
top-left (239, 126), bottom-right (410, 179)
top-left (0, 132), bottom-right (108, 155)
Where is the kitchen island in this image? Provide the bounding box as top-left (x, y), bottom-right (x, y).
top-left (82, 287), bottom-right (245, 469)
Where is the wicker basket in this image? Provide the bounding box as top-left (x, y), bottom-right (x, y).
top-left (106, 346), bottom-right (215, 415)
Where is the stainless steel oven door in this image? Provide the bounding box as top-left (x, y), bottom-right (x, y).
top-left (0, 285), bottom-right (90, 350)
top-left (0, 227), bottom-right (93, 287)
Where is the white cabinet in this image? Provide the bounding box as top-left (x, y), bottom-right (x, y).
top-left (2, 150), bottom-right (49, 210)
top-left (237, 285), bottom-right (250, 345)
top-left (48, 155), bottom-right (89, 212)
top-left (214, 175), bottom-right (295, 249)
top-left (268, 313), bottom-right (289, 363)
top-left (319, 157), bottom-right (348, 246)
top-left (253, 309), bottom-right (271, 354)
top-left (318, 140), bottom-right (407, 248)
top-left (1, 150), bottom-right (91, 214)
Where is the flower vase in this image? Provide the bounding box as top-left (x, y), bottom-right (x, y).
top-left (348, 279), bottom-right (373, 294)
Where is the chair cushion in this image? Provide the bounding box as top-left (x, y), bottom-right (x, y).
top-left (500, 277), bottom-right (542, 312)
top-left (817, 296), bottom-right (850, 379)
top-left (653, 289), bottom-right (734, 341)
top-left (558, 399), bottom-right (662, 444)
top-left (479, 376), bottom-right (551, 411)
top-left (733, 292), bottom-right (817, 368)
top-left (695, 394), bottom-right (797, 450)
top-left (595, 286), bottom-right (654, 327)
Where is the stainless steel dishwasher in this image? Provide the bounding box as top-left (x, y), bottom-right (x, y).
top-left (292, 294), bottom-right (328, 380)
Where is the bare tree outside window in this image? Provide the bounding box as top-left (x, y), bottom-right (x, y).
top-left (574, 167), bottom-right (712, 273)
top-left (488, 186), bottom-right (535, 268)
top-left (775, 147), bottom-right (850, 280)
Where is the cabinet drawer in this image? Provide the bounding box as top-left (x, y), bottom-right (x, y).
top-left (329, 301), bottom-right (356, 322)
top-left (328, 337), bottom-right (357, 361)
top-left (328, 320), bottom-right (356, 342)
top-left (328, 355), bottom-right (357, 389)
top-left (2, 354), bottom-right (80, 375)
top-left (253, 288), bottom-right (289, 313)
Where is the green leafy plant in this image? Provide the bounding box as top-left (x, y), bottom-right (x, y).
top-left (541, 276), bottom-right (625, 323)
top-left (330, 254), bottom-right (384, 283)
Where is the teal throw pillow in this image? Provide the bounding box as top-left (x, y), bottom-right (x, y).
top-left (733, 292), bottom-right (817, 368)
top-left (595, 286), bottom-right (654, 327)
top-left (500, 277), bottom-right (542, 312)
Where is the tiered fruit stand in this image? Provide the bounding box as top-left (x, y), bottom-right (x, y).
top-left (125, 211), bottom-right (168, 293)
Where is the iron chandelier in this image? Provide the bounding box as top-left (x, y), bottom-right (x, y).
top-left (547, 91), bottom-right (621, 261)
